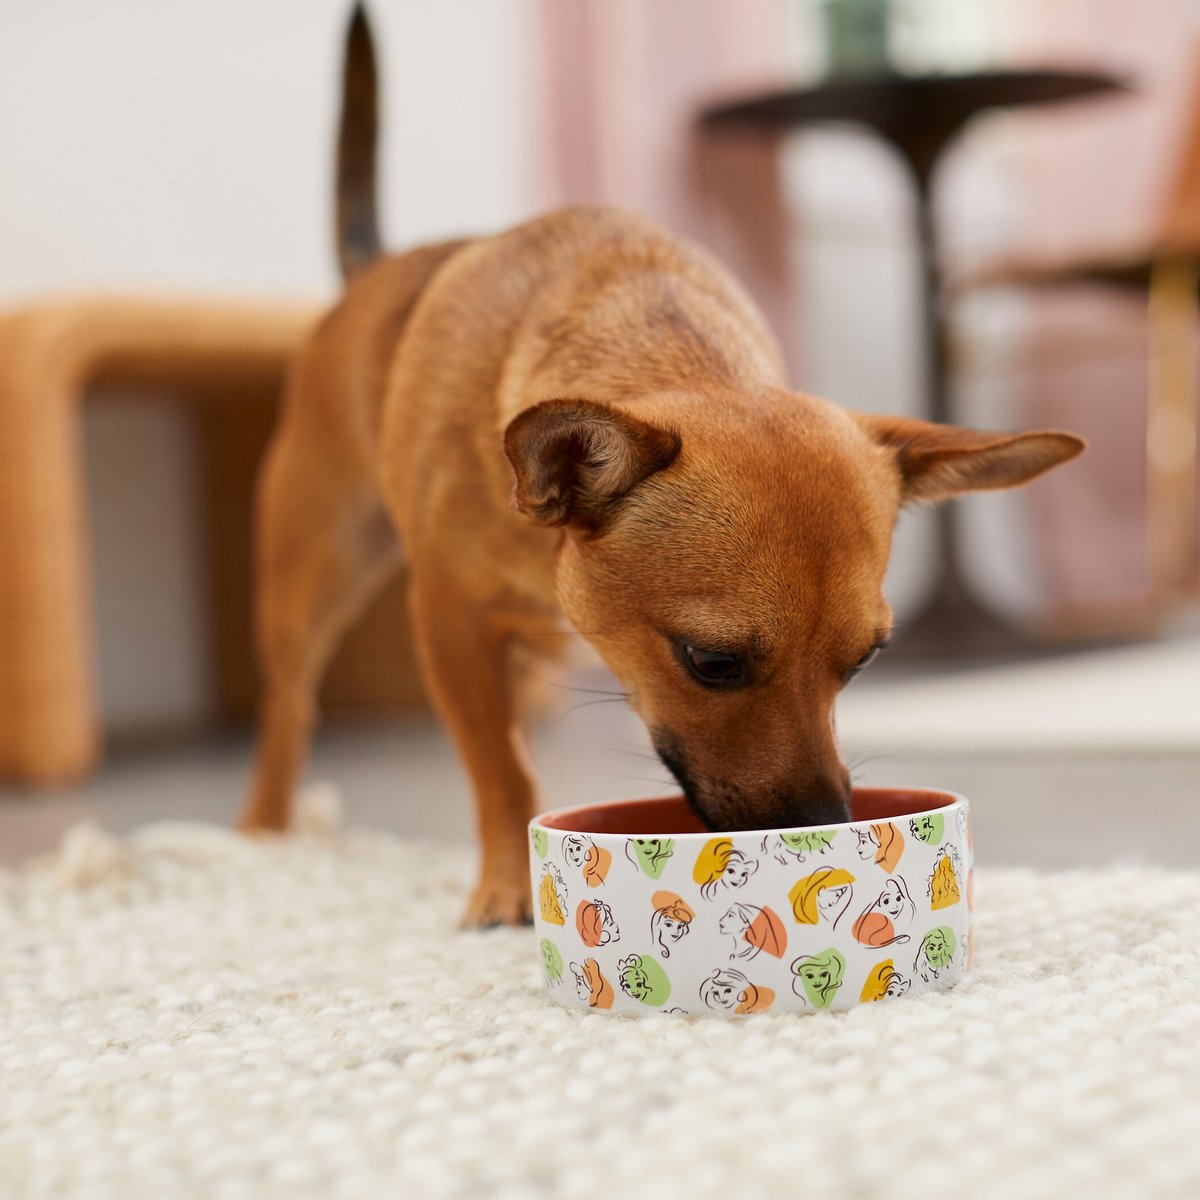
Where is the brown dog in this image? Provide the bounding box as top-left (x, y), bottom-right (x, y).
top-left (240, 8), bottom-right (1084, 925)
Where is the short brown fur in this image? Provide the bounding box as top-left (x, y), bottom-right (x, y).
top-left (241, 19), bottom-right (1084, 926)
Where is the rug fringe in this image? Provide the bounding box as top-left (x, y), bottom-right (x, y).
top-left (295, 782), bottom-right (344, 837)
top-left (54, 820), bottom-right (131, 887)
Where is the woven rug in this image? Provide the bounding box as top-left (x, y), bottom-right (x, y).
top-left (2, 792), bottom-right (1199, 1200)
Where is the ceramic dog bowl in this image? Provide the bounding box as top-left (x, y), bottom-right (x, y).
top-left (529, 788), bottom-right (973, 1016)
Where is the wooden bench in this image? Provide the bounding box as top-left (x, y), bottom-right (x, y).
top-left (0, 297), bottom-right (317, 783)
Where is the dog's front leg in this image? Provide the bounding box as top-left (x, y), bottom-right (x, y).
top-left (410, 576), bottom-right (536, 927)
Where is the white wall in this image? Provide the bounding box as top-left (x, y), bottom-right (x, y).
top-left (0, 0), bottom-right (540, 302)
top-left (0, 0), bottom-right (540, 731)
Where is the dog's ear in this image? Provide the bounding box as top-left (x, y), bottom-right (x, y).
top-left (504, 398), bottom-right (682, 533)
top-left (853, 414), bottom-right (1085, 505)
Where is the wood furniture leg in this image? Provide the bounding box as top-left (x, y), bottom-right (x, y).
top-left (0, 299), bottom-right (315, 785)
top-left (0, 310), bottom-right (96, 781)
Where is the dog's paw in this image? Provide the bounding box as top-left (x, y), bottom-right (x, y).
top-left (461, 875), bottom-right (533, 929)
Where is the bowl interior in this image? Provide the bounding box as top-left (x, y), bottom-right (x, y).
top-left (537, 787), bottom-right (959, 836)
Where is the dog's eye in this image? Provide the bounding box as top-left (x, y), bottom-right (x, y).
top-left (681, 645), bottom-right (744, 686)
top-left (845, 641), bottom-right (886, 682)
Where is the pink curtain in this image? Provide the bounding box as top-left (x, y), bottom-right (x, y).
top-left (1002, 1), bottom-right (1198, 622)
top-left (536, 0), bottom-right (802, 379)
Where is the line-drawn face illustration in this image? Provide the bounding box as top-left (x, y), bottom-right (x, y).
top-left (852, 877), bottom-right (915, 948)
top-left (563, 835), bottom-right (612, 888)
top-left (761, 829), bottom-right (837, 866)
top-left (878, 879), bottom-right (911, 919)
top-left (782, 830), bottom-right (837, 856)
top-left (570, 961), bottom-right (590, 1002)
top-left (540, 938), bottom-right (563, 985)
top-left (791, 948), bottom-right (846, 1009)
top-left (855, 822), bottom-right (904, 873)
top-left (692, 838), bottom-right (759, 900)
top-left (928, 846), bottom-right (963, 910)
top-left (718, 903), bottom-right (788, 961)
top-left (649, 891), bottom-right (695, 958)
top-left (700, 968), bottom-right (743, 1010)
top-left (909, 813), bottom-right (945, 846)
top-left (855, 828), bottom-right (877, 861)
top-left (860, 959), bottom-right (911, 1002)
top-left (915, 926), bottom-right (957, 982)
top-left (789, 867), bottom-right (855, 930)
top-left (617, 954), bottom-right (671, 1006)
top-left (539, 863), bottom-right (568, 926)
top-left (576, 898), bottom-right (620, 948)
top-left (699, 968), bottom-right (775, 1014)
top-left (569, 958), bottom-right (614, 1009)
top-left (722, 850), bottom-right (756, 890)
top-left (718, 906), bottom-right (750, 937)
top-left (626, 838), bottom-right (675, 880)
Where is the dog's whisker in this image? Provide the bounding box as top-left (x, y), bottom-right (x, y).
top-left (845, 753), bottom-right (899, 787)
top-left (554, 696), bottom-right (632, 720)
top-left (605, 775), bottom-right (680, 796)
top-left (845, 753), bottom-right (888, 773)
top-left (514, 666), bottom-right (628, 699)
top-left (608, 746), bottom-right (665, 765)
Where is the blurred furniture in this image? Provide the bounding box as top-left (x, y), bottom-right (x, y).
top-left (0, 297), bottom-right (428, 786)
top-left (968, 66), bottom-right (1200, 610)
top-left (699, 69), bottom-right (1127, 649)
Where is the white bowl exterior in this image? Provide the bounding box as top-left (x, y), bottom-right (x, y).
top-left (529, 796), bottom-right (973, 1016)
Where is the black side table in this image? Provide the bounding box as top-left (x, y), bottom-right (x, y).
top-left (699, 70), bottom-right (1128, 652)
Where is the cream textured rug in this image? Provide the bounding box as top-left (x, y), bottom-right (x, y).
top-left (3, 792), bottom-right (1200, 1200)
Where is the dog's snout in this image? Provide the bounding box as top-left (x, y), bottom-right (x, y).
top-left (653, 728), bottom-right (853, 831)
top-left (775, 774), bottom-right (853, 828)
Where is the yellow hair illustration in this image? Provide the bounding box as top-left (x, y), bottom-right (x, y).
top-left (788, 867), bottom-right (855, 924)
top-left (860, 960), bottom-right (897, 1002)
top-left (930, 852), bottom-right (961, 910)
top-left (539, 868), bottom-right (566, 925)
top-left (692, 837), bottom-right (733, 887)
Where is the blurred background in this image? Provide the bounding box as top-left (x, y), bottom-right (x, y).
top-left (1, 0), bottom-right (1197, 869)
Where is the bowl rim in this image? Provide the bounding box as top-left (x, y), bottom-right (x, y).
top-left (531, 786), bottom-right (967, 841)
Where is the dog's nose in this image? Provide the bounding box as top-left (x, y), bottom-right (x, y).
top-left (776, 771), bottom-right (852, 827)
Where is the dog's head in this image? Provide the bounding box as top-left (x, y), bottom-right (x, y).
top-left (505, 389), bottom-right (1082, 831)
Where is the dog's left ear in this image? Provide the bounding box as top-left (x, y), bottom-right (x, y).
top-left (853, 413), bottom-right (1085, 505)
top-left (504, 398), bottom-right (682, 533)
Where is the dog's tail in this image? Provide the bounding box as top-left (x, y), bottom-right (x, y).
top-left (335, 2), bottom-right (383, 278)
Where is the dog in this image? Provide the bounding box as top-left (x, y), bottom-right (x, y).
top-left (239, 6), bottom-right (1084, 926)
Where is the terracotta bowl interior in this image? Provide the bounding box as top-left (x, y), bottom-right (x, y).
top-left (537, 788), bottom-right (958, 836)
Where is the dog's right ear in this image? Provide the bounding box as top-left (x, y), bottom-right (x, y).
top-left (504, 399), bottom-right (681, 534)
top-left (852, 413), bottom-right (1085, 505)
